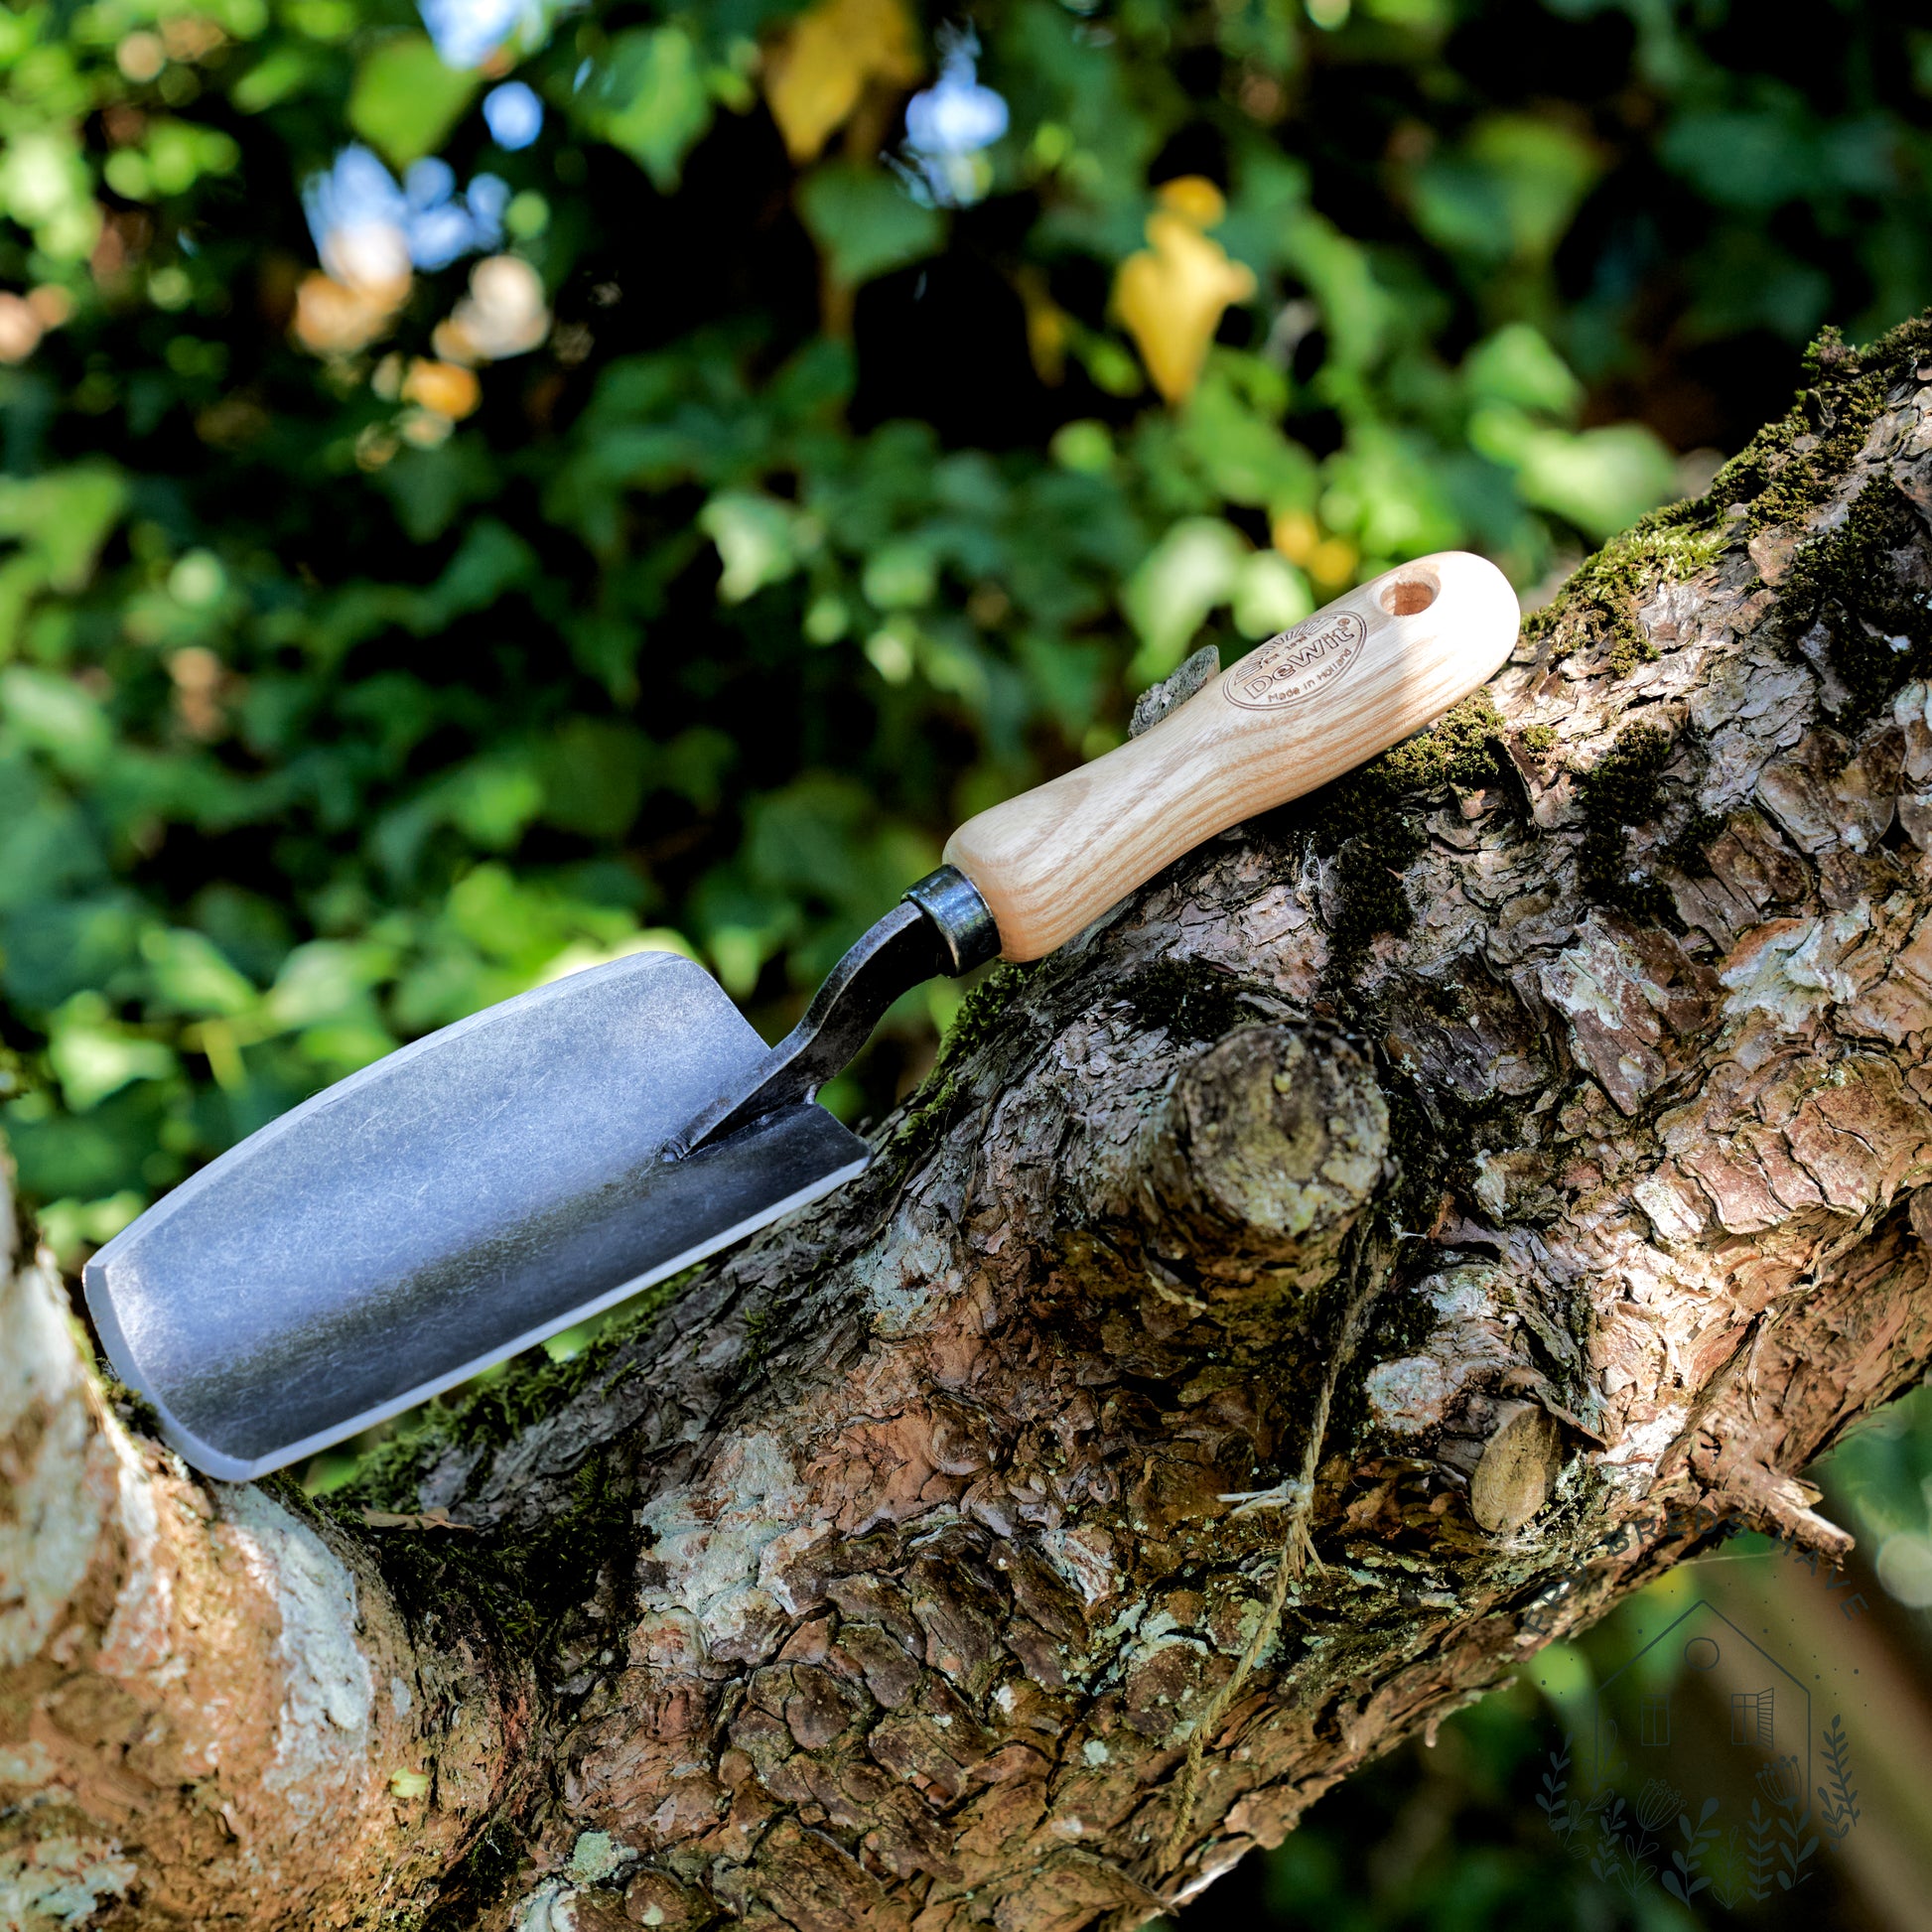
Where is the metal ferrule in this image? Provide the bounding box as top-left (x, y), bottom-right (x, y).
top-left (902, 865), bottom-right (1001, 976)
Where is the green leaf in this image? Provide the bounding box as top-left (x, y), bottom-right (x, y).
top-left (347, 35), bottom-right (481, 171)
top-left (265, 939), bottom-right (398, 1033)
top-left (1319, 423), bottom-right (1463, 558)
top-left (2, 1086), bottom-right (178, 1203)
top-left (1678, 228), bottom-right (1833, 345)
top-left (538, 720), bottom-right (652, 839)
top-left (1232, 551), bottom-right (1312, 640)
top-left (447, 758), bottom-right (545, 850)
top-left (1662, 102), bottom-right (1825, 213)
top-left (1121, 518), bottom-right (1249, 685)
top-left (659, 729), bottom-right (736, 812)
top-left (1462, 324), bottom-right (1584, 420)
top-left (0, 465), bottom-right (126, 592)
top-left (580, 27), bottom-right (714, 193)
top-left (417, 518), bottom-right (537, 628)
top-left (1470, 408), bottom-right (1677, 542)
top-left (1178, 361), bottom-right (1316, 509)
top-left (1519, 424), bottom-right (1677, 542)
top-left (232, 45), bottom-right (330, 112)
top-left (698, 491), bottom-right (807, 603)
top-left (796, 163), bottom-right (945, 290)
top-left (0, 128), bottom-right (99, 258)
top-left (0, 666), bottom-right (111, 778)
top-left (380, 439), bottom-right (500, 544)
top-left (2, 897), bottom-right (145, 1012)
top-left (140, 927), bottom-right (260, 1019)
top-left (1279, 207), bottom-right (1393, 369)
top-left (1411, 114), bottom-right (1601, 267)
top-left (48, 1002), bottom-right (178, 1112)
top-left (0, 781), bottom-right (103, 913)
top-left (1360, 0), bottom-right (1450, 23)
top-left (861, 540), bottom-right (936, 611)
top-left (142, 119), bottom-right (242, 197)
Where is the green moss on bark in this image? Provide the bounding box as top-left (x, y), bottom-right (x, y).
top-left (1574, 721), bottom-right (1682, 925)
top-left (1718, 325), bottom-right (1900, 538)
top-left (1524, 319), bottom-right (1932, 696)
top-left (1524, 517), bottom-right (1728, 675)
top-left (1122, 957), bottom-right (1267, 1044)
top-left (886, 958), bottom-right (1036, 1154)
top-left (928, 961), bottom-right (1036, 1082)
top-left (1658, 809), bottom-right (1727, 881)
top-left (325, 1291), bottom-right (684, 1678)
top-left (1777, 479), bottom-right (1932, 722)
top-left (1273, 691), bottom-right (1507, 983)
top-left (342, 1280), bottom-right (680, 1513)
top-left (1712, 316), bottom-right (1932, 724)
top-left (335, 1433), bottom-right (637, 1693)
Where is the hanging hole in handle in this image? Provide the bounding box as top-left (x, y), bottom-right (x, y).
top-left (1381, 572), bottom-right (1438, 618)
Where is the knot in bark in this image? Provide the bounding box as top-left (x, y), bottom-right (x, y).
top-left (1142, 1024), bottom-right (1390, 1315)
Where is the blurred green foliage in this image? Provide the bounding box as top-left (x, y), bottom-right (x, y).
top-left (6, 0), bottom-right (1932, 1921)
top-left (5, 0), bottom-right (1931, 1255)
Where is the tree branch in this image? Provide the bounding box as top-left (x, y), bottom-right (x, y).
top-left (13, 318), bottom-right (1932, 1930)
top-left (0, 1175), bottom-right (518, 1928)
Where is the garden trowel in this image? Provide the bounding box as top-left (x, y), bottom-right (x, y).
top-left (86, 553), bottom-right (1518, 1479)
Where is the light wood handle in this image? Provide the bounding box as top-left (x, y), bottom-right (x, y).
top-left (942, 551), bottom-right (1520, 961)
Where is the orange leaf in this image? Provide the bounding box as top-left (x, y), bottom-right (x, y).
top-left (293, 271), bottom-right (406, 356)
top-left (402, 357), bottom-right (482, 420)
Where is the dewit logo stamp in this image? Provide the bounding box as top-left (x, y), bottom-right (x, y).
top-left (1224, 611), bottom-right (1368, 711)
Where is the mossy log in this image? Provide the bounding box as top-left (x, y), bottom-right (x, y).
top-left (13, 317), bottom-right (1932, 1929)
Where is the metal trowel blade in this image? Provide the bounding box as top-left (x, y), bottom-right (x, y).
top-left (82, 950), bottom-right (870, 1480)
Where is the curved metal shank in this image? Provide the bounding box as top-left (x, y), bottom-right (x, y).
top-left (669, 866), bottom-right (999, 1157)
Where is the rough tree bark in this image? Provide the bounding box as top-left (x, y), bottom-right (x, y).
top-left (11, 319), bottom-right (1932, 1932)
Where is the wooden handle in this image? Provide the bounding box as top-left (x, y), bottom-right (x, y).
top-left (942, 551), bottom-right (1520, 961)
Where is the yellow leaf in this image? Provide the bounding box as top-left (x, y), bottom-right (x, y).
top-left (1271, 507), bottom-right (1317, 563)
top-left (763, 0), bottom-right (921, 165)
top-left (1155, 174), bottom-right (1226, 226)
top-left (1015, 267), bottom-right (1067, 385)
top-left (1113, 181), bottom-right (1257, 405)
top-left (1308, 534), bottom-right (1358, 588)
